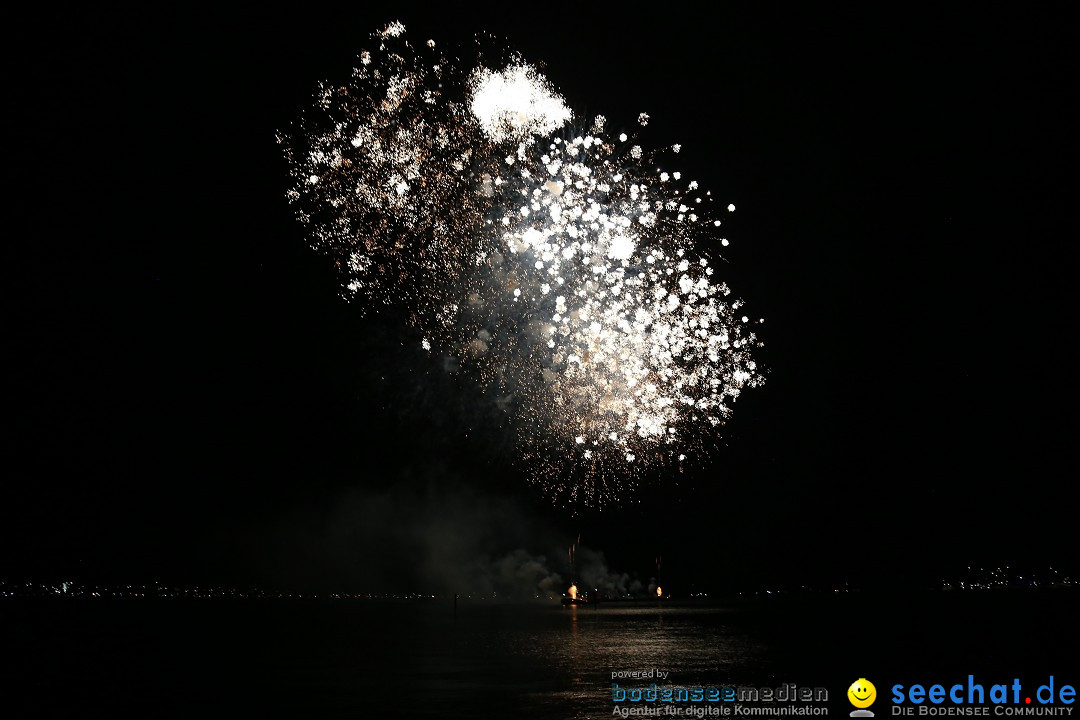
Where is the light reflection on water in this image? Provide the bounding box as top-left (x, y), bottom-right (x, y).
top-left (5, 593), bottom-right (1074, 717)
top-left (393, 601), bottom-right (770, 719)
top-left (535, 604), bottom-right (769, 718)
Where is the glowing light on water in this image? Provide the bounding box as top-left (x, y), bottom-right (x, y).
top-left (280, 23), bottom-right (764, 507)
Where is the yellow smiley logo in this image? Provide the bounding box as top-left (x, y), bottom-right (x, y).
top-left (848, 678), bottom-right (877, 709)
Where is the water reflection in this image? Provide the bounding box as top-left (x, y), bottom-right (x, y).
top-left (456, 602), bottom-right (772, 718)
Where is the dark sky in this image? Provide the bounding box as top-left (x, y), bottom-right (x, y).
top-left (6, 5), bottom-right (1077, 591)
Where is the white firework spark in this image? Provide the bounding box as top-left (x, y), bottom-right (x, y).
top-left (469, 64), bottom-right (573, 143)
top-left (280, 23), bottom-right (764, 507)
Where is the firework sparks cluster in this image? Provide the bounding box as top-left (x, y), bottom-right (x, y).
top-left (280, 23), bottom-right (764, 507)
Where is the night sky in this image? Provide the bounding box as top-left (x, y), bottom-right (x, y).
top-left (7, 5), bottom-right (1078, 593)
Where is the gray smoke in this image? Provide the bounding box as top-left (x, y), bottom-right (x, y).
top-left (249, 466), bottom-right (643, 599)
top-left (570, 544), bottom-right (645, 598)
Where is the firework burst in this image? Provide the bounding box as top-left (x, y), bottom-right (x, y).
top-left (280, 23), bottom-right (764, 508)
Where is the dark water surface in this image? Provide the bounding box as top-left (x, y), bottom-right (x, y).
top-left (2, 593), bottom-right (1076, 718)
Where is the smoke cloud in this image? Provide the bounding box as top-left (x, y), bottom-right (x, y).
top-left (252, 467), bottom-right (643, 598)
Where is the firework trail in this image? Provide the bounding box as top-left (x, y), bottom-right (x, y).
top-left (280, 22), bottom-right (764, 508)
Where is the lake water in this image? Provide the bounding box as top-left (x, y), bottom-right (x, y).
top-left (2, 593), bottom-right (1075, 718)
